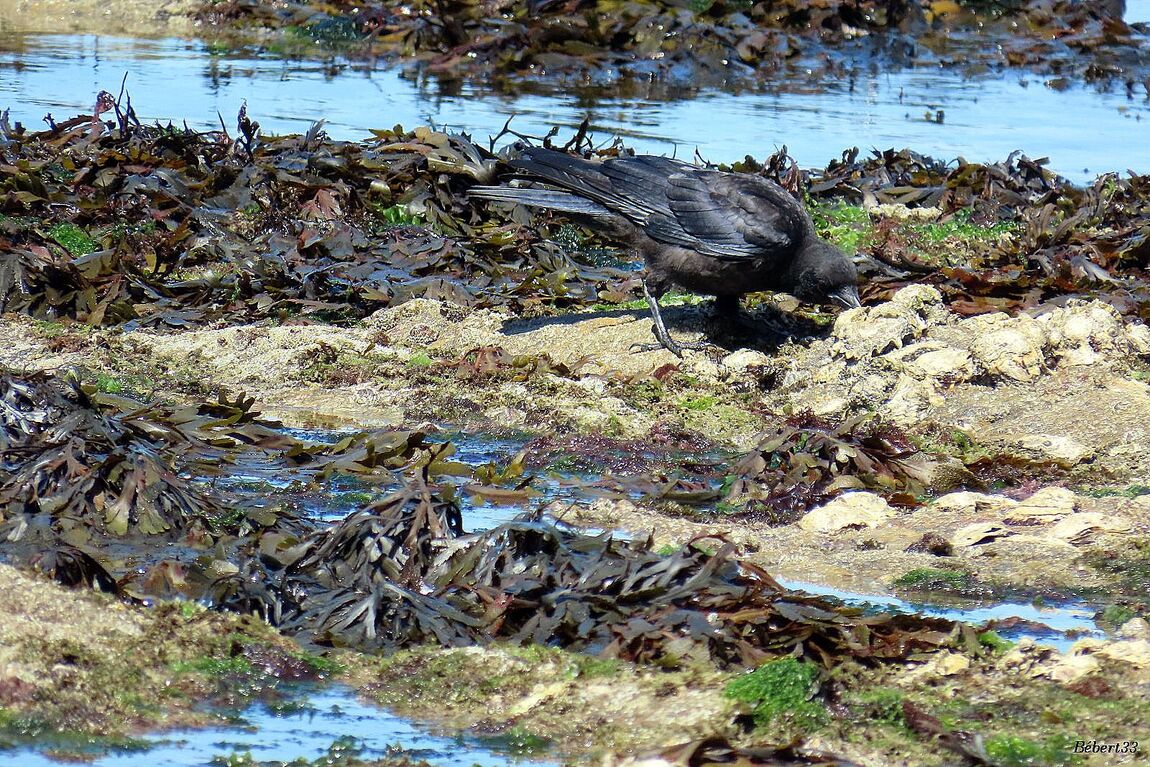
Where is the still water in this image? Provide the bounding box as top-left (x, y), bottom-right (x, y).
top-left (10, 684), bottom-right (552, 767)
top-left (1, 26), bottom-right (1149, 182)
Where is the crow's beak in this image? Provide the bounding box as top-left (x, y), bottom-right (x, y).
top-left (830, 285), bottom-right (862, 309)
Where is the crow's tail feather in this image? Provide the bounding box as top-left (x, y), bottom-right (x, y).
top-left (469, 186), bottom-right (612, 216)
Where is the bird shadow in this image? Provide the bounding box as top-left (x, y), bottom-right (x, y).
top-left (498, 300), bottom-right (835, 355)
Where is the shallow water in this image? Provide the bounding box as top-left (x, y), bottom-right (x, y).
top-left (777, 577), bottom-right (1099, 652)
top-left (9, 684), bottom-right (553, 767)
top-left (1, 23), bottom-right (1149, 182)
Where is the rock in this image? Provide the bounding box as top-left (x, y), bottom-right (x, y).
top-left (1011, 434), bottom-right (1094, 467)
top-left (930, 652), bottom-right (971, 676)
top-left (1127, 322), bottom-right (1150, 354)
top-left (1004, 487), bottom-right (1077, 525)
top-left (721, 349), bottom-right (773, 375)
top-left (1000, 637), bottom-right (1053, 674)
top-left (882, 376), bottom-right (935, 422)
top-left (905, 532), bottom-right (954, 556)
top-left (1117, 618), bottom-right (1150, 641)
top-left (1094, 639), bottom-right (1150, 670)
top-left (951, 522), bottom-right (1011, 548)
top-left (1039, 300), bottom-right (1127, 366)
top-left (929, 491), bottom-right (1018, 517)
top-left (887, 342), bottom-right (975, 381)
top-left (798, 492), bottom-right (896, 533)
top-left (832, 286), bottom-right (946, 360)
top-left (1048, 654), bottom-right (1101, 684)
top-left (1045, 512), bottom-right (1131, 544)
top-left (964, 312), bottom-right (1047, 382)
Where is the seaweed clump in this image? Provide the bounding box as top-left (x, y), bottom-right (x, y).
top-left (721, 413), bottom-right (964, 523)
top-left (228, 474), bottom-right (961, 669)
top-left (0, 101), bottom-right (625, 330)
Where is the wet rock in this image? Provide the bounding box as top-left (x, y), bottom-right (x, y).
top-left (905, 532), bottom-right (954, 556)
top-left (883, 374), bottom-right (941, 422)
top-left (1127, 322), bottom-right (1150, 355)
top-left (1003, 486), bottom-right (1077, 525)
top-left (720, 349), bottom-right (773, 377)
top-left (999, 637), bottom-right (1053, 674)
top-left (1048, 653), bottom-right (1101, 684)
top-left (964, 312), bottom-right (1047, 382)
top-left (951, 522), bottom-right (1011, 548)
top-left (910, 651), bottom-right (970, 679)
top-left (1094, 640), bottom-right (1150, 670)
top-left (1117, 618), bottom-right (1150, 641)
top-left (1045, 511), bottom-right (1132, 544)
top-left (1039, 300), bottom-right (1129, 366)
top-left (1010, 434), bottom-right (1094, 467)
top-left (929, 491), bottom-right (1018, 517)
top-left (798, 492), bottom-right (895, 533)
top-left (886, 341), bottom-right (975, 381)
top-left (831, 285), bottom-right (947, 360)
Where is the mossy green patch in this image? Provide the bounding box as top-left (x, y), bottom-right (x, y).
top-left (812, 202), bottom-right (871, 254)
top-left (724, 657), bottom-right (826, 731)
top-left (984, 734), bottom-right (1078, 767)
top-left (407, 352), bottom-right (434, 368)
top-left (843, 686), bottom-right (907, 729)
top-left (171, 655), bottom-right (255, 677)
top-left (378, 204), bottom-right (426, 228)
top-left (892, 567), bottom-right (975, 593)
top-left (48, 222), bottom-right (97, 256)
top-left (1095, 603), bottom-right (1139, 629)
top-left (977, 630), bottom-right (1014, 654)
top-left (679, 394), bottom-right (716, 411)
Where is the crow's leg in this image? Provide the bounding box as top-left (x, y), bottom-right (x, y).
top-left (630, 278), bottom-right (712, 357)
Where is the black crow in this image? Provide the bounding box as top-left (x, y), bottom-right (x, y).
top-left (470, 146), bottom-right (861, 355)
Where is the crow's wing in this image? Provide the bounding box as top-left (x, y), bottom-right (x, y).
top-left (645, 171), bottom-right (804, 261)
top-left (511, 151), bottom-right (686, 224)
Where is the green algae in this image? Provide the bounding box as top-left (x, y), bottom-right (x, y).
top-left (893, 567), bottom-right (978, 594)
top-left (47, 222), bottom-right (96, 257)
top-left (723, 657), bottom-right (827, 732)
top-left (984, 734), bottom-right (1079, 767)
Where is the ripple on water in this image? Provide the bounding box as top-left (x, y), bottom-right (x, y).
top-left (0, 32), bottom-right (1148, 181)
top-left (8, 684), bottom-right (555, 767)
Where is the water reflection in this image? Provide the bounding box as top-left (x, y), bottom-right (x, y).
top-left (10, 684), bottom-right (553, 767)
top-left (0, 31), bottom-right (1147, 181)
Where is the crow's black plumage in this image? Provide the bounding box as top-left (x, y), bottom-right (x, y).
top-left (471, 146), bottom-right (861, 355)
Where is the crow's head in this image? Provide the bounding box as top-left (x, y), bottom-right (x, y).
top-left (789, 240), bottom-right (861, 309)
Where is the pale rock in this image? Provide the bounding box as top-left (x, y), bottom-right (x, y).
top-left (1004, 487), bottom-right (1077, 525)
top-left (1011, 434), bottom-right (1094, 467)
top-left (883, 374), bottom-right (940, 422)
top-left (573, 376), bottom-right (609, 395)
top-left (721, 349), bottom-right (773, 375)
top-left (1048, 654), bottom-right (1100, 684)
top-left (1126, 322), bottom-right (1150, 354)
top-left (930, 491), bottom-right (1019, 517)
top-left (1000, 637), bottom-right (1053, 673)
top-left (1040, 300), bottom-right (1126, 365)
top-left (832, 286), bottom-right (945, 360)
top-left (867, 204), bottom-right (943, 221)
top-left (1046, 512), bottom-right (1131, 544)
top-left (1095, 639), bottom-right (1150, 669)
top-left (798, 492), bottom-right (896, 533)
top-left (886, 342), bottom-right (975, 381)
top-left (912, 652), bottom-right (970, 678)
top-left (965, 312), bottom-right (1047, 382)
top-left (1117, 618), bottom-right (1150, 641)
top-left (1069, 637), bottom-right (1108, 655)
top-left (507, 682), bottom-right (568, 716)
top-left (952, 522), bottom-right (1011, 548)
